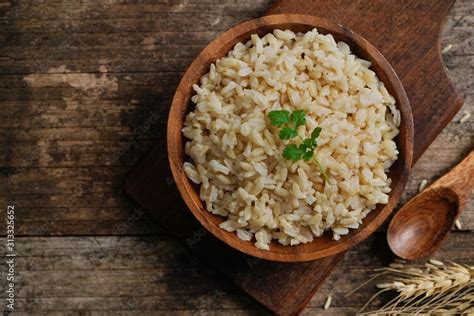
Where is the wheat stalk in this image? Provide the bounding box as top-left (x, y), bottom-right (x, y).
top-left (347, 259), bottom-right (474, 315)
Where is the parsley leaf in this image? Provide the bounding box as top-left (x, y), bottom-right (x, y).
top-left (279, 127), bottom-right (298, 140)
top-left (310, 127), bottom-right (322, 146)
top-left (302, 149), bottom-right (314, 162)
top-left (282, 144), bottom-right (304, 161)
top-left (269, 110), bottom-right (290, 127)
top-left (290, 110), bottom-right (306, 128)
top-left (300, 140), bottom-right (315, 162)
top-left (267, 110), bottom-right (328, 182)
top-left (301, 138), bottom-right (313, 149)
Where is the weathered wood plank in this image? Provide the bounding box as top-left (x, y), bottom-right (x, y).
top-left (3, 3), bottom-right (266, 21)
top-left (9, 46), bottom-right (474, 75)
top-left (1, 15), bottom-right (242, 34)
top-left (0, 142), bottom-right (156, 167)
top-left (0, 232), bottom-right (470, 314)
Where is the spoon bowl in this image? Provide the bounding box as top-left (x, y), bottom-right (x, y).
top-left (388, 150), bottom-right (473, 260)
top-left (388, 187), bottom-right (459, 260)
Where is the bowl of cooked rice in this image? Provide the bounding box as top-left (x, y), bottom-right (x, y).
top-left (167, 14), bottom-right (413, 262)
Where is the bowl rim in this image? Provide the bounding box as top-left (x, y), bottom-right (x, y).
top-left (167, 14), bottom-right (414, 262)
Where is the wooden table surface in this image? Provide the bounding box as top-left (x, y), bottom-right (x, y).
top-left (0, 0), bottom-right (472, 314)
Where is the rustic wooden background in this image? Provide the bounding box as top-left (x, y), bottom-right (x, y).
top-left (0, 0), bottom-right (472, 314)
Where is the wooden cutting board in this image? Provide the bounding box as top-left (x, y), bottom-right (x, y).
top-left (124, 1), bottom-right (463, 315)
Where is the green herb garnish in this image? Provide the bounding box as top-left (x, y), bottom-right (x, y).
top-left (269, 109), bottom-right (328, 182)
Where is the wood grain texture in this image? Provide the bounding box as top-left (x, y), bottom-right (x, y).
top-left (167, 13), bottom-right (413, 262)
top-left (0, 232), bottom-right (472, 315)
top-left (431, 149), bottom-right (474, 206)
top-left (0, 0), bottom-right (472, 315)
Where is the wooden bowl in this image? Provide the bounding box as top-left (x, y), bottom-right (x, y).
top-left (167, 14), bottom-right (414, 262)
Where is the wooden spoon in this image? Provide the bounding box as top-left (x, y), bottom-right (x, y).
top-left (388, 150), bottom-right (474, 260)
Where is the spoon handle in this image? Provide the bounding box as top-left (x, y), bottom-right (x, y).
top-left (432, 150), bottom-right (474, 207)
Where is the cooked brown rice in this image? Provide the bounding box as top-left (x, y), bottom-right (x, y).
top-left (182, 28), bottom-right (400, 250)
